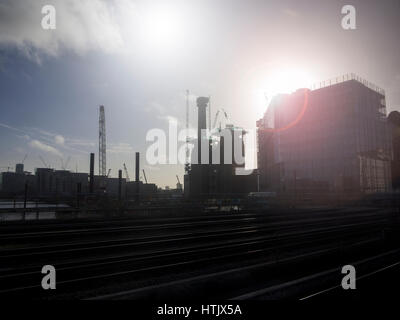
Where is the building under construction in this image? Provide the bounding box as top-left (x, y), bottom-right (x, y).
top-left (388, 110), bottom-right (400, 190)
top-left (257, 74), bottom-right (393, 198)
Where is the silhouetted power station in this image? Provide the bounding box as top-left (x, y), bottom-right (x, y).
top-left (1, 75), bottom-right (400, 204)
top-left (184, 96), bottom-right (257, 199)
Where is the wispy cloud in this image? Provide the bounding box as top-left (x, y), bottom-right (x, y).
top-left (54, 134), bottom-right (65, 145)
top-left (107, 142), bottom-right (134, 154)
top-left (29, 127), bottom-right (93, 154)
top-left (0, 0), bottom-right (131, 62)
top-left (0, 122), bottom-right (26, 133)
top-left (29, 139), bottom-right (62, 157)
top-left (1, 121), bottom-right (94, 155)
top-left (67, 138), bottom-right (96, 148)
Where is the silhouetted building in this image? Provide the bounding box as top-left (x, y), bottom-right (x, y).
top-left (186, 97), bottom-right (257, 199)
top-left (36, 168), bottom-right (89, 197)
top-left (257, 74), bottom-right (392, 196)
top-left (0, 171), bottom-right (35, 195)
top-left (388, 110), bottom-right (400, 190)
top-left (15, 163), bottom-right (24, 174)
top-left (36, 168), bottom-right (55, 195)
top-left (126, 181), bottom-right (158, 199)
top-left (93, 175), bottom-right (126, 196)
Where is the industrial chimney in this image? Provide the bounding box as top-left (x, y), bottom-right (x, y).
top-left (196, 97), bottom-right (209, 164)
top-left (135, 152), bottom-right (140, 201)
top-left (89, 153), bottom-right (94, 193)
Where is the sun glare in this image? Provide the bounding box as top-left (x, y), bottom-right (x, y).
top-left (138, 4), bottom-right (182, 50)
top-left (262, 69), bottom-right (313, 100)
top-left (252, 68), bottom-right (314, 118)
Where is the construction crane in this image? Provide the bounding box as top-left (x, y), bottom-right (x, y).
top-left (99, 105), bottom-right (106, 176)
top-left (212, 110), bottom-right (220, 129)
top-left (142, 169), bottom-right (148, 184)
top-left (176, 175), bottom-right (182, 190)
top-left (123, 163), bottom-right (130, 182)
top-left (60, 156), bottom-right (71, 170)
top-left (21, 154), bottom-right (28, 164)
top-left (212, 108), bottom-right (230, 130)
top-left (64, 156), bottom-right (71, 170)
top-left (39, 155), bottom-right (49, 168)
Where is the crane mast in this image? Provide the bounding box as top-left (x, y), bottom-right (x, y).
top-left (123, 163), bottom-right (130, 182)
top-left (99, 105), bottom-right (106, 176)
top-left (142, 169), bottom-right (148, 184)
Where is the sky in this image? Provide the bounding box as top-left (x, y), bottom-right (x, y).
top-left (0, 0), bottom-right (399, 188)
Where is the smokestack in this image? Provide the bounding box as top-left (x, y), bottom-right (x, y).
top-left (89, 153), bottom-right (94, 193)
top-left (135, 152), bottom-right (140, 201)
top-left (118, 169), bottom-right (122, 201)
top-left (135, 152), bottom-right (140, 182)
top-left (197, 97), bottom-right (209, 164)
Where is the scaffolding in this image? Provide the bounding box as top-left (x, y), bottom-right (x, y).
top-left (311, 73), bottom-right (385, 96)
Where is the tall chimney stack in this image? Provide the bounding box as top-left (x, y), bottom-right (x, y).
top-left (118, 169), bottom-right (122, 201)
top-left (89, 153), bottom-right (94, 193)
top-left (135, 152), bottom-right (140, 201)
top-left (135, 152), bottom-right (140, 182)
top-left (196, 97), bottom-right (209, 164)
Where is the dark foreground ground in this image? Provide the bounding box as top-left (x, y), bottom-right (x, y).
top-left (0, 206), bottom-right (399, 300)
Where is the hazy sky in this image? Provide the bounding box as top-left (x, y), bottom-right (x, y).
top-left (1, 0), bottom-right (399, 187)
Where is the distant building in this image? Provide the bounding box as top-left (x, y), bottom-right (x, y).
top-left (15, 163), bottom-right (24, 174)
top-left (257, 74), bottom-right (392, 196)
top-left (126, 181), bottom-right (158, 199)
top-left (0, 171), bottom-right (35, 195)
top-left (36, 168), bottom-right (89, 196)
top-left (0, 157), bottom-right (159, 199)
top-left (36, 168), bottom-right (55, 195)
top-left (93, 175), bottom-right (126, 197)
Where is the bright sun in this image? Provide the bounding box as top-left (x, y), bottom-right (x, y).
top-left (138, 4), bottom-right (182, 50)
top-left (251, 67), bottom-right (315, 118)
top-left (262, 69), bottom-right (313, 100)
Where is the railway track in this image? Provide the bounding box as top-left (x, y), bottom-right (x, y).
top-left (230, 250), bottom-right (400, 300)
top-left (0, 207), bottom-right (398, 299)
